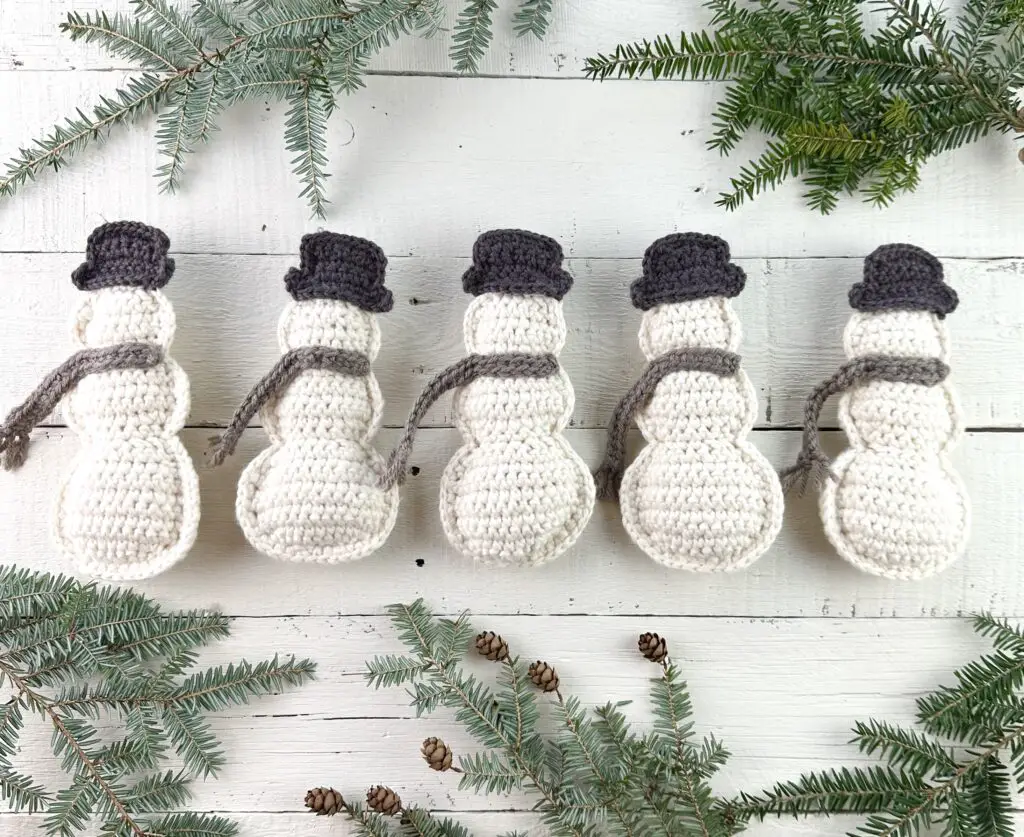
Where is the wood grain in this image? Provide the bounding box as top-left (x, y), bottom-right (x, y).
top-left (0, 428), bottom-right (1015, 617)
top-left (0, 0), bottom-right (698, 74)
top-left (3, 617), bottom-right (1020, 819)
top-left (1, 254), bottom-right (1018, 430)
top-left (10, 811), bottom-right (1020, 837)
top-left (1, 72), bottom-right (1022, 257)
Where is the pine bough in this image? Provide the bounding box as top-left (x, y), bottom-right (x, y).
top-left (0, 565), bottom-right (316, 837)
top-left (0, 0), bottom-right (557, 218)
top-left (585, 0), bottom-right (1024, 213)
top-left (345, 604), bottom-right (1024, 836)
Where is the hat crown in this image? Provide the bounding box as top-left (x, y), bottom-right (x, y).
top-left (850, 243), bottom-right (958, 318)
top-left (462, 229), bottom-right (573, 299)
top-left (632, 233), bottom-right (745, 310)
top-left (71, 221), bottom-right (175, 291)
top-left (285, 232), bottom-right (393, 313)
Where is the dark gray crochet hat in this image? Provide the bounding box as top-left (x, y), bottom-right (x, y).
top-left (631, 233), bottom-right (745, 310)
top-left (462, 229), bottom-right (573, 300)
top-left (850, 243), bottom-right (958, 318)
top-left (72, 221), bottom-right (175, 291)
top-left (285, 232), bottom-right (394, 313)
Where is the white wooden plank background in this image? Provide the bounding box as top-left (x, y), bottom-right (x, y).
top-left (1, 1), bottom-right (1022, 835)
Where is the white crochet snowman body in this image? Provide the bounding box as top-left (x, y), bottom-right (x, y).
top-left (821, 310), bottom-right (970, 579)
top-left (57, 287), bottom-right (199, 580)
top-left (620, 297), bottom-right (783, 571)
top-left (236, 298), bottom-right (398, 562)
top-left (439, 293), bottom-right (594, 566)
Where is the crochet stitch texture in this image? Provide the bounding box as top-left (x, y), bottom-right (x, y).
top-left (425, 229), bottom-right (594, 566)
top-left (52, 222), bottom-right (199, 580)
top-left (600, 233), bottom-right (783, 572)
top-left (813, 243), bottom-right (970, 579)
top-left (227, 232), bottom-right (398, 563)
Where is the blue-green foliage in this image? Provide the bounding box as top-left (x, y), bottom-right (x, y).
top-left (0, 0), bottom-right (558, 218)
top-left (584, 0), bottom-right (1024, 213)
top-left (0, 565), bottom-right (315, 837)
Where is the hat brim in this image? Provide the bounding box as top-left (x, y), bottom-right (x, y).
top-left (631, 271), bottom-right (744, 311)
top-left (849, 282), bottom-right (959, 319)
top-left (462, 266), bottom-right (573, 300)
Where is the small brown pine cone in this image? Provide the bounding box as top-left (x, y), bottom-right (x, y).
top-left (529, 660), bottom-right (560, 692)
top-left (475, 630), bottom-right (509, 661)
top-left (366, 785), bottom-right (402, 816)
top-left (421, 736), bottom-right (453, 771)
top-left (639, 632), bottom-right (668, 664)
top-left (305, 787), bottom-right (343, 816)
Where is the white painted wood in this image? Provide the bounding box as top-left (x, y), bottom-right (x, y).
top-left (2, 72), bottom-right (1023, 258)
top-left (0, 0), bottom-right (701, 74)
top-left (0, 428), bottom-right (1016, 617)
top-left (1, 254), bottom-right (1017, 430)
top-left (12, 811), bottom-right (1016, 837)
top-left (3, 5), bottom-right (1024, 835)
top-left (4, 618), bottom-right (1022, 819)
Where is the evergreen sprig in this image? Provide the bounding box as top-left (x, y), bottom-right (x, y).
top-left (339, 602), bottom-right (735, 836)
top-left (724, 613), bottom-right (1024, 836)
top-left (327, 606), bottom-right (1024, 837)
top-left (0, 565), bottom-right (316, 837)
top-left (584, 0), bottom-right (1024, 213)
top-left (1, 0), bottom-right (558, 218)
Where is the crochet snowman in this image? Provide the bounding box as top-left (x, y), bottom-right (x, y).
top-left (382, 229), bottom-right (594, 567)
top-left (595, 233), bottom-right (783, 571)
top-left (0, 222), bottom-right (200, 580)
top-left (211, 233), bottom-right (399, 563)
top-left (785, 244), bottom-right (970, 579)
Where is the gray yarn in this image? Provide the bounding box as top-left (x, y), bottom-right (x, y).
top-left (380, 352), bottom-right (560, 490)
top-left (593, 348), bottom-right (742, 502)
top-left (780, 354), bottom-right (950, 496)
top-left (208, 346), bottom-right (371, 466)
top-left (0, 343), bottom-right (163, 471)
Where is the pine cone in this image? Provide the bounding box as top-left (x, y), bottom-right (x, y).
top-left (305, 787), bottom-right (343, 816)
top-left (422, 736), bottom-right (453, 771)
top-left (528, 660), bottom-right (560, 692)
top-left (639, 632), bottom-right (668, 664)
top-left (475, 630), bottom-right (509, 661)
top-left (366, 785), bottom-right (402, 816)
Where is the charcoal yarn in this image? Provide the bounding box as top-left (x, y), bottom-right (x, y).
top-left (285, 231), bottom-right (395, 312)
top-left (209, 346), bottom-right (372, 467)
top-left (797, 242), bottom-right (970, 580)
top-left (593, 347), bottom-right (742, 502)
top-left (388, 229), bottom-right (594, 567)
top-left (462, 229), bottom-right (574, 299)
top-left (223, 232), bottom-right (399, 564)
top-left (380, 352), bottom-right (560, 490)
top-left (600, 233), bottom-right (783, 572)
top-left (0, 222), bottom-right (201, 581)
top-left (781, 355), bottom-right (951, 496)
top-left (0, 344), bottom-right (163, 471)
top-left (849, 243), bottom-right (959, 318)
top-left (72, 221), bottom-right (175, 291)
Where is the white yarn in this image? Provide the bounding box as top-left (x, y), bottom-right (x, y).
top-left (821, 309), bottom-right (971, 579)
top-left (54, 287), bottom-right (200, 581)
top-left (618, 298), bottom-right (784, 571)
top-left (236, 299), bottom-right (398, 563)
top-left (439, 293), bottom-right (594, 567)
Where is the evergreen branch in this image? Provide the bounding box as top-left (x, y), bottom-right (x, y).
top-left (3, 0), bottom-right (547, 214)
top-left (452, 0), bottom-right (499, 73)
top-left (0, 74), bottom-right (177, 200)
top-left (0, 567), bottom-right (313, 837)
top-left (585, 0), bottom-right (1024, 212)
top-left (514, 0), bottom-right (554, 40)
top-left (62, 12), bottom-right (180, 71)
